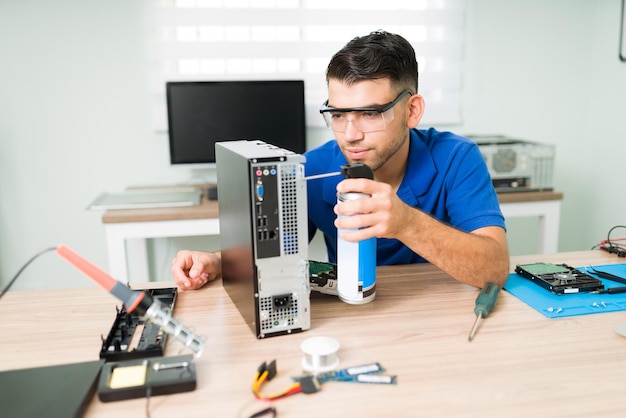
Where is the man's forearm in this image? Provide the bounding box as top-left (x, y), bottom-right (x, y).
top-left (397, 211), bottom-right (509, 288)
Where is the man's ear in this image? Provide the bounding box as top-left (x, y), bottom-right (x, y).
top-left (406, 94), bottom-right (425, 128)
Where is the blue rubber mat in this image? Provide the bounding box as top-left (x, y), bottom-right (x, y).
top-left (504, 263), bottom-right (626, 318)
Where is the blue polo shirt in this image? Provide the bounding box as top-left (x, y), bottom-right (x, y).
top-left (304, 127), bottom-right (505, 265)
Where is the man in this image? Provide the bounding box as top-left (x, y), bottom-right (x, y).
top-left (172, 30), bottom-right (509, 290)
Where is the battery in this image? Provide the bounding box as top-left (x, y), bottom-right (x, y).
top-left (336, 191), bottom-right (376, 304)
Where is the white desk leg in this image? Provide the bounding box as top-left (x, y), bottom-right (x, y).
top-left (105, 224), bottom-right (130, 283)
top-left (500, 200), bottom-right (561, 254)
top-left (536, 201), bottom-right (561, 254)
top-left (126, 238), bottom-right (150, 283)
top-left (104, 218), bottom-right (221, 284)
top-left (105, 226), bottom-right (150, 284)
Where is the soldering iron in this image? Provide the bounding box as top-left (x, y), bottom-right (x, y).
top-left (56, 244), bottom-right (206, 356)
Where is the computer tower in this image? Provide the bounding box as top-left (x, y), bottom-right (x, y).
top-left (215, 140), bottom-right (310, 338)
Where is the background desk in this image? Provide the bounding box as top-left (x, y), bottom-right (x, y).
top-left (498, 190), bottom-right (563, 254)
top-left (101, 189), bottom-right (219, 283)
top-left (102, 189), bottom-right (563, 284)
top-left (0, 250), bottom-right (623, 417)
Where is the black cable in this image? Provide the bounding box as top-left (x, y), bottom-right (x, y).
top-left (592, 225), bottom-right (626, 256)
top-left (249, 407), bottom-right (277, 418)
top-left (0, 246), bottom-right (57, 301)
top-left (606, 225), bottom-right (626, 254)
top-left (145, 386), bottom-right (152, 418)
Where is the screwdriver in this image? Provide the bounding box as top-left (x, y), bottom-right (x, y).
top-left (468, 282), bottom-right (499, 342)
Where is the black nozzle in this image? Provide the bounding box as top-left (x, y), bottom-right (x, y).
top-left (340, 163), bottom-right (374, 179)
top-left (124, 290), bottom-right (153, 315)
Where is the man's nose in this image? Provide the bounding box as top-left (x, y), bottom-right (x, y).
top-left (342, 118), bottom-right (364, 141)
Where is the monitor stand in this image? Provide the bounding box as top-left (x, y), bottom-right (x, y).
top-left (207, 185), bottom-right (218, 200)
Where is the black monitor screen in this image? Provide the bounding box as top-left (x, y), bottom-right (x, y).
top-left (166, 80), bottom-right (306, 166)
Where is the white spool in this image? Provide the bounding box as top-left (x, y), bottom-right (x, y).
top-left (300, 336), bottom-right (340, 373)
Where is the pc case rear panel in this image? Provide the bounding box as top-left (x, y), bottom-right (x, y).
top-left (216, 140), bottom-right (310, 339)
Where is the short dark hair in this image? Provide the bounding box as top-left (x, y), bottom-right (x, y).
top-left (326, 30), bottom-right (419, 94)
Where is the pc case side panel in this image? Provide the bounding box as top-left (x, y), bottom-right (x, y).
top-left (252, 159), bottom-right (311, 338)
top-left (216, 143), bottom-right (258, 337)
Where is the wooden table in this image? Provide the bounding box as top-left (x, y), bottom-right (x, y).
top-left (102, 188), bottom-right (563, 284)
top-left (1, 250), bottom-right (624, 417)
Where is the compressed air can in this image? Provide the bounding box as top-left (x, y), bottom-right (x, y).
top-left (336, 191), bottom-right (376, 304)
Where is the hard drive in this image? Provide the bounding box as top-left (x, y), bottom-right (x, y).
top-left (515, 262), bottom-right (604, 294)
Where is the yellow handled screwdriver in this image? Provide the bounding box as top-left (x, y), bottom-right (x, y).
top-left (468, 282), bottom-right (499, 342)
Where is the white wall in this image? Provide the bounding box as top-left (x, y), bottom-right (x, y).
top-left (1, 0), bottom-right (625, 290)
top-left (459, 0), bottom-right (626, 255)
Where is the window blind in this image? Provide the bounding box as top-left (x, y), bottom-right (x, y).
top-left (150, 0), bottom-right (467, 130)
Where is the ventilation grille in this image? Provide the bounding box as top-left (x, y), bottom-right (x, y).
top-left (259, 295), bottom-right (299, 331)
top-left (280, 164), bottom-right (300, 255)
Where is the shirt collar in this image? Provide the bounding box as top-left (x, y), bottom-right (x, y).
top-left (397, 129), bottom-right (437, 205)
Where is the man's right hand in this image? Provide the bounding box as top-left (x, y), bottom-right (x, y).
top-left (171, 250), bottom-right (222, 290)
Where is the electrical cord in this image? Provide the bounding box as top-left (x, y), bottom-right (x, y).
top-left (0, 246), bottom-right (57, 301)
top-left (145, 386), bottom-right (152, 418)
top-left (236, 400), bottom-right (278, 418)
top-left (249, 406), bottom-right (277, 418)
top-left (593, 225), bottom-right (626, 257)
top-left (251, 360), bottom-right (320, 401)
top-left (1, 247), bottom-right (177, 418)
top-left (252, 360), bottom-right (303, 400)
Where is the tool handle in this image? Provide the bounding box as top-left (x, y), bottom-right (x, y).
top-left (606, 286), bottom-right (626, 294)
top-left (474, 282), bottom-right (499, 317)
top-left (56, 244), bottom-right (116, 291)
top-left (56, 244), bottom-right (150, 313)
top-left (594, 270), bottom-right (626, 285)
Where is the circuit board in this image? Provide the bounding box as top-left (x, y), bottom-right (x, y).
top-left (309, 260), bottom-right (338, 295)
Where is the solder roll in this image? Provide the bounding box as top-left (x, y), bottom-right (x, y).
top-left (300, 336), bottom-right (340, 373)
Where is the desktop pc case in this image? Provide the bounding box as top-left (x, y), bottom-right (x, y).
top-left (215, 140), bottom-right (310, 338)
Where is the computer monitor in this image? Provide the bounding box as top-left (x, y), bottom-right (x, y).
top-left (166, 80), bottom-right (307, 168)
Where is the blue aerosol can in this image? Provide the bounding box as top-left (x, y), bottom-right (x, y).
top-left (336, 163), bottom-right (376, 304)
